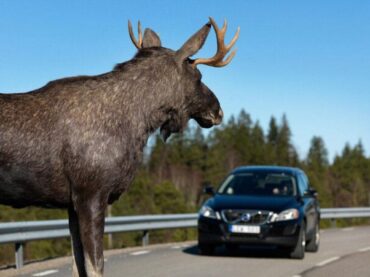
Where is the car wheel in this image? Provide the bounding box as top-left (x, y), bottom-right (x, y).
top-left (198, 243), bottom-right (215, 255)
top-left (290, 222), bottom-right (305, 259)
top-left (306, 220), bottom-right (320, 252)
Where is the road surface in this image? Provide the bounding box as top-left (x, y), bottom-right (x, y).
top-left (2, 226), bottom-right (370, 277)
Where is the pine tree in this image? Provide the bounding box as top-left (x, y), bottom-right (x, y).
top-left (266, 115), bottom-right (298, 165)
top-left (307, 136), bottom-right (329, 169)
top-left (305, 136), bottom-right (331, 207)
top-left (329, 142), bottom-right (369, 207)
top-left (235, 110), bottom-right (253, 164)
top-left (277, 114), bottom-right (299, 166)
top-left (250, 121), bottom-right (266, 164)
top-left (267, 116), bottom-right (279, 145)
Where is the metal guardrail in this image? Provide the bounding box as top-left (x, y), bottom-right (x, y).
top-left (0, 214), bottom-right (197, 269)
top-left (0, 214), bottom-right (197, 245)
top-left (321, 207), bottom-right (370, 219)
top-left (1, 208), bottom-right (370, 269)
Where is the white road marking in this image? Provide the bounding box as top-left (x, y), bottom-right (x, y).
top-left (316, 256), bottom-right (340, 267)
top-left (358, 246), bottom-right (370, 252)
top-left (32, 269), bottom-right (59, 276)
top-left (130, 250), bottom-right (150, 256)
top-left (171, 244), bottom-right (189, 249)
top-left (292, 275), bottom-right (301, 277)
top-left (342, 227), bottom-right (354, 231)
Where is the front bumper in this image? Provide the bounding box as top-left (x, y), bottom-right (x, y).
top-left (198, 216), bottom-right (301, 247)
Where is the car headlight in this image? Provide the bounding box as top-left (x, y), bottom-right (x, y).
top-left (199, 206), bottom-right (220, 219)
top-left (271, 208), bottom-right (299, 222)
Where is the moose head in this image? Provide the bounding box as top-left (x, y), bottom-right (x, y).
top-left (126, 18), bottom-right (240, 141)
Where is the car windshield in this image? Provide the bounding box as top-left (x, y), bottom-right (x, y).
top-left (217, 172), bottom-right (297, 197)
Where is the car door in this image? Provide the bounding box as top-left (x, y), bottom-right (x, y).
top-left (297, 173), bottom-right (316, 234)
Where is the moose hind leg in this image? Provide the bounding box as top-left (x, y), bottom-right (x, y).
top-left (68, 206), bottom-right (87, 277)
top-left (74, 196), bottom-right (107, 277)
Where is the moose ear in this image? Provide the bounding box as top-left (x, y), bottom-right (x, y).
top-left (175, 22), bottom-right (211, 63)
top-left (142, 28), bottom-right (162, 48)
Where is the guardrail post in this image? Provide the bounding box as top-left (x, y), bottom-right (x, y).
top-left (330, 218), bottom-right (337, 228)
top-left (15, 242), bottom-right (24, 269)
top-left (142, 230), bottom-right (149, 247)
top-left (107, 205), bottom-right (113, 249)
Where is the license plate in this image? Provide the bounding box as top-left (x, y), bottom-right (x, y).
top-left (229, 225), bottom-right (261, 234)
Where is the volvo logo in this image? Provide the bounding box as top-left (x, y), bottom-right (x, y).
top-left (240, 213), bottom-right (252, 222)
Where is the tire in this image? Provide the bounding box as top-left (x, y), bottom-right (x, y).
top-left (198, 243), bottom-right (215, 255)
top-left (290, 222), bottom-right (306, 259)
top-left (306, 220), bottom-right (320, 252)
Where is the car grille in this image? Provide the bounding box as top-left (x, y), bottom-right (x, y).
top-left (221, 209), bottom-right (272, 225)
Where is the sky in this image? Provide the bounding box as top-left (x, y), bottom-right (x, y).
top-left (0, 1), bottom-right (369, 161)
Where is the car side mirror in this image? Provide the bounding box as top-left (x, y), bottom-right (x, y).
top-left (304, 188), bottom-right (318, 198)
top-left (203, 185), bottom-right (215, 196)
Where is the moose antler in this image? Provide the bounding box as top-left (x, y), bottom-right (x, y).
top-left (128, 20), bottom-right (143, 49)
top-left (192, 17), bottom-right (240, 68)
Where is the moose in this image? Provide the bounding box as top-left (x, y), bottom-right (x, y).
top-left (0, 18), bottom-right (239, 276)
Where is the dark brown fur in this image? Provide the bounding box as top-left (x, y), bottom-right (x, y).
top-left (0, 22), bottom-right (223, 276)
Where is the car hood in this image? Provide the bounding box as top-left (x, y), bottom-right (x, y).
top-left (207, 194), bottom-right (299, 212)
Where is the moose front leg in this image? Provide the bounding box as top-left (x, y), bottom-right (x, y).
top-left (73, 195), bottom-right (107, 277)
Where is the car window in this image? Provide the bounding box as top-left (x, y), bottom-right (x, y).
top-left (217, 172), bottom-right (297, 197)
top-left (302, 173), bottom-right (311, 187)
top-left (297, 174), bottom-right (308, 196)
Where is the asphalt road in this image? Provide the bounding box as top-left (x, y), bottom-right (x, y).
top-left (3, 226), bottom-right (370, 277)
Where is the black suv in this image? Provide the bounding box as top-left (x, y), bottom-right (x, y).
top-left (198, 166), bottom-right (320, 259)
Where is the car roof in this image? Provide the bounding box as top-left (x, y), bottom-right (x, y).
top-left (231, 165), bottom-right (304, 176)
